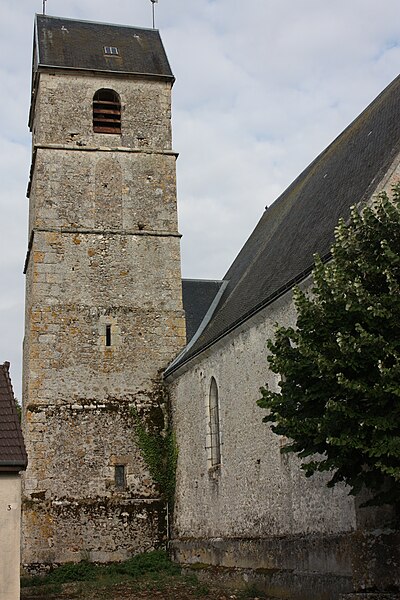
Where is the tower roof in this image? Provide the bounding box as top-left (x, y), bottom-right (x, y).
top-left (33, 14), bottom-right (174, 80)
top-left (0, 363), bottom-right (27, 472)
top-left (167, 74), bottom-right (400, 376)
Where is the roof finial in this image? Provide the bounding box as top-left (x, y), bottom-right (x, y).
top-left (42, 0), bottom-right (47, 15)
top-left (150, 0), bottom-right (158, 29)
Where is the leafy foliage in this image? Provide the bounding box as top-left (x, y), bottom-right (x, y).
top-left (258, 185), bottom-right (400, 506)
top-left (132, 396), bottom-right (178, 511)
top-left (14, 398), bottom-right (22, 421)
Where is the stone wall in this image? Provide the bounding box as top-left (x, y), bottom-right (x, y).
top-left (170, 289), bottom-right (356, 540)
top-left (31, 72), bottom-right (172, 151)
top-left (22, 69), bottom-right (185, 566)
top-left (169, 287), bottom-right (358, 599)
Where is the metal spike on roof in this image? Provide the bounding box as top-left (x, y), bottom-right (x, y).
top-left (150, 0), bottom-right (159, 29)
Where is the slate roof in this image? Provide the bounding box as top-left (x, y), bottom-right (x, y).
top-left (182, 279), bottom-right (224, 343)
top-left (33, 14), bottom-right (174, 79)
top-left (167, 74), bottom-right (400, 375)
top-left (0, 363), bottom-right (28, 472)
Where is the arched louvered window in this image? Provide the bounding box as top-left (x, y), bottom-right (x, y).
top-left (93, 89), bottom-right (121, 134)
top-left (209, 377), bottom-right (221, 467)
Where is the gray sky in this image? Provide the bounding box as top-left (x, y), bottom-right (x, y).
top-left (1, 0), bottom-right (400, 398)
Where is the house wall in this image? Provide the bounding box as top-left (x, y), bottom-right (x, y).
top-left (0, 474), bottom-right (22, 600)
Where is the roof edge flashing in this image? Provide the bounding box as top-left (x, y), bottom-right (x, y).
top-left (182, 278), bottom-right (224, 284)
top-left (165, 280), bottom-right (229, 378)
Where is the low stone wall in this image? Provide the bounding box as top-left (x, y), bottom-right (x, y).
top-left (23, 497), bottom-right (165, 569)
top-left (171, 530), bottom-right (400, 600)
top-left (171, 534), bottom-right (353, 600)
top-left (349, 529), bottom-right (400, 592)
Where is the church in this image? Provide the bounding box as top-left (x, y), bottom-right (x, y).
top-left (21, 13), bottom-right (400, 599)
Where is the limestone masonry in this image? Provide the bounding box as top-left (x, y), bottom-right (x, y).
top-left (22, 15), bottom-right (185, 566)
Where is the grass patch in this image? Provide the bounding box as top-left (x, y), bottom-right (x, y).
top-left (21, 552), bottom-right (260, 599)
top-left (105, 548), bottom-right (180, 579)
top-left (21, 549), bottom-right (179, 589)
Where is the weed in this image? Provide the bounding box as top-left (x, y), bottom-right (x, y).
top-left (183, 573), bottom-right (200, 586)
top-left (103, 548), bottom-right (180, 580)
top-left (238, 584), bottom-right (268, 599)
top-left (48, 561), bottom-right (97, 583)
top-left (194, 582), bottom-right (210, 597)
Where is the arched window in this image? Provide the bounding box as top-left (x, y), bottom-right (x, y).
top-left (93, 89), bottom-right (121, 134)
top-left (209, 377), bottom-right (221, 467)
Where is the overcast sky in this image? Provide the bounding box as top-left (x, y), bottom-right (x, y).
top-left (1, 0), bottom-right (400, 398)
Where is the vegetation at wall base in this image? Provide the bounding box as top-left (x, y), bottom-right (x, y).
top-left (131, 391), bottom-right (178, 511)
top-left (258, 185), bottom-right (400, 508)
top-left (20, 550), bottom-right (177, 587)
top-left (20, 550), bottom-right (268, 599)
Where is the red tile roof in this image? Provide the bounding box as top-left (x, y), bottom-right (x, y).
top-left (0, 362), bottom-right (28, 472)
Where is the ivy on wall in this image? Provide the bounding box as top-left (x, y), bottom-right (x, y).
top-left (131, 387), bottom-right (178, 512)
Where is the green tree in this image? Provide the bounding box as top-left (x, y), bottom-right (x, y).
top-left (258, 185), bottom-right (400, 507)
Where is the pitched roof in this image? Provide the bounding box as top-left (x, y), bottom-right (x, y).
top-left (167, 74), bottom-right (400, 375)
top-left (33, 14), bottom-right (174, 79)
top-left (182, 279), bottom-right (224, 343)
top-left (0, 363), bottom-right (28, 472)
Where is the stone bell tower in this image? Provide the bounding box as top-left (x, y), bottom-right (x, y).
top-left (22, 14), bottom-right (185, 567)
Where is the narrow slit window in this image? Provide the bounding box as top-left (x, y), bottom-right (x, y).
top-left (93, 88), bottom-right (121, 134)
top-left (209, 377), bottom-right (221, 467)
top-left (115, 465), bottom-right (125, 489)
top-left (105, 324), bottom-right (112, 347)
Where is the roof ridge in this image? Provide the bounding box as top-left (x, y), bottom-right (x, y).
top-left (2, 361), bottom-right (13, 396)
top-left (35, 13), bottom-right (160, 34)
